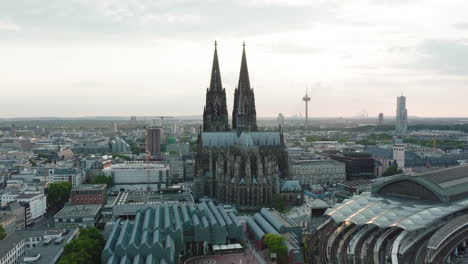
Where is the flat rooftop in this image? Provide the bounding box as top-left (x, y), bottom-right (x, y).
top-left (115, 191), bottom-right (193, 206)
top-left (55, 204), bottom-right (101, 219)
top-left (0, 228), bottom-right (77, 262)
top-left (20, 229), bottom-right (78, 264)
top-left (105, 161), bottom-right (168, 170)
top-left (72, 184), bottom-right (106, 191)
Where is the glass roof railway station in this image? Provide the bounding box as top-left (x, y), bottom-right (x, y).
top-left (307, 165), bottom-right (468, 264)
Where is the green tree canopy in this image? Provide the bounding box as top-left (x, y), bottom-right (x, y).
top-left (59, 227), bottom-right (105, 264)
top-left (129, 143), bottom-right (143, 155)
top-left (264, 233), bottom-right (288, 264)
top-left (111, 153), bottom-right (131, 161)
top-left (91, 175), bottom-right (114, 187)
top-left (383, 165), bottom-right (403, 176)
top-left (0, 225), bottom-right (6, 240)
top-left (271, 194), bottom-right (286, 213)
top-left (47, 182), bottom-right (72, 213)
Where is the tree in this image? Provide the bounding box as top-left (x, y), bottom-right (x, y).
top-left (47, 182), bottom-right (72, 213)
top-left (0, 225), bottom-right (6, 240)
top-left (264, 233), bottom-right (288, 264)
top-left (191, 144), bottom-right (198, 152)
top-left (91, 175), bottom-right (114, 187)
top-left (111, 153), bottom-right (131, 161)
top-left (59, 227), bottom-right (105, 264)
top-left (306, 136), bottom-right (317, 142)
top-left (271, 194), bottom-right (286, 213)
top-left (383, 165), bottom-right (403, 176)
top-left (130, 143), bottom-right (143, 155)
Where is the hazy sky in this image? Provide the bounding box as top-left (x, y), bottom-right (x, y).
top-left (1, 0), bottom-right (468, 118)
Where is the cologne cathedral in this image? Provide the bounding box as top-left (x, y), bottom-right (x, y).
top-left (193, 42), bottom-right (288, 211)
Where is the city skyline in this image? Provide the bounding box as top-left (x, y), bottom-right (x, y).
top-left (1, 0), bottom-right (468, 118)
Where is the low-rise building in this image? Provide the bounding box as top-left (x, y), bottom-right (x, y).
top-left (0, 229), bottom-right (78, 264)
top-left (0, 193), bottom-right (46, 221)
top-left (103, 161), bottom-right (169, 192)
top-left (70, 184), bottom-right (107, 205)
top-left (110, 137), bottom-right (131, 153)
top-left (0, 213), bottom-right (16, 236)
top-left (0, 232), bottom-right (26, 264)
top-left (54, 205), bottom-right (102, 229)
top-left (51, 168), bottom-right (82, 187)
top-left (289, 160), bottom-right (346, 187)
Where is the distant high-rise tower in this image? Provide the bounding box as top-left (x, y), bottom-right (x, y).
top-left (378, 113), bottom-right (384, 126)
top-left (278, 113), bottom-right (285, 127)
top-left (303, 89), bottom-right (311, 125)
top-left (396, 96), bottom-right (408, 134)
top-left (145, 127), bottom-right (161, 154)
top-left (203, 41), bottom-right (229, 132)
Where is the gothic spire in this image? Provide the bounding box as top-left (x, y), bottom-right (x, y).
top-left (232, 42), bottom-right (257, 132)
top-left (203, 41), bottom-right (229, 132)
top-left (210, 40), bottom-right (223, 91)
top-left (237, 41), bottom-right (251, 91)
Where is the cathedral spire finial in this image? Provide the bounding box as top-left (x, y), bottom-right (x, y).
top-left (238, 41), bottom-right (250, 92)
top-left (209, 40), bottom-right (222, 91)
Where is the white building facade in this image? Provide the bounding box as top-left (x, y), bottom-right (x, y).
top-left (393, 143), bottom-right (406, 169)
top-left (290, 160), bottom-right (346, 187)
top-left (103, 162), bottom-right (169, 191)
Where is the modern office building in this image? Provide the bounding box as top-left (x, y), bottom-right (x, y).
top-left (331, 151), bottom-right (374, 180)
top-left (70, 184), bottom-right (107, 205)
top-left (396, 96), bottom-right (408, 134)
top-left (145, 127), bottom-right (162, 154)
top-left (103, 161), bottom-right (169, 191)
top-left (289, 160), bottom-right (346, 187)
top-left (308, 166), bottom-right (468, 264)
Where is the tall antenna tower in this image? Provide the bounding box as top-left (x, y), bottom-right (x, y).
top-left (303, 86), bottom-right (311, 125)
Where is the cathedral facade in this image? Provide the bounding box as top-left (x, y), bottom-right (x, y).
top-left (193, 42), bottom-right (288, 211)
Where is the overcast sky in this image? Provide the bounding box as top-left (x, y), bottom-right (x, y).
top-left (1, 0), bottom-right (468, 118)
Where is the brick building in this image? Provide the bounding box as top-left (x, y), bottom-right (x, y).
top-left (70, 184), bottom-right (107, 205)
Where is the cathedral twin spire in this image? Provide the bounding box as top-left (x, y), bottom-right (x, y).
top-left (202, 41), bottom-right (229, 132)
top-left (203, 41), bottom-right (257, 132)
top-left (209, 41), bottom-right (223, 91)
